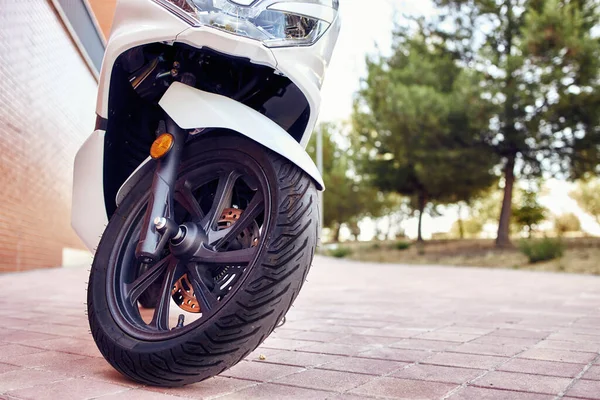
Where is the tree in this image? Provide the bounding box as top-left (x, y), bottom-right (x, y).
top-left (554, 212), bottom-right (582, 235)
top-left (431, 0), bottom-right (600, 247)
top-left (352, 30), bottom-right (499, 242)
top-left (307, 123), bottom-right (381, 242)
top-left (570, 178), bottom-right (600, 224)
top-left (450, 217), bottom-right (485, 239)
top-left (513, 190), bottom-right (547, 238)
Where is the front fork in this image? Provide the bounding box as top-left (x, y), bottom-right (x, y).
top-left (135, 116), bottom-right (188, 262)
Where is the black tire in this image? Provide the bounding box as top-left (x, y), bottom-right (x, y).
top-left (87, 134), bottom-right (319, 387)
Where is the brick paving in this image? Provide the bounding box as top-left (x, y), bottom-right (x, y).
top-left (0, 256), bottom-right (599, 399)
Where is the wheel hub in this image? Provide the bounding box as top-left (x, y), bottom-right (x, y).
top-left (170, 207), bottom-right (258, 314)
top-left (169, 222), bottom-right (209, 259)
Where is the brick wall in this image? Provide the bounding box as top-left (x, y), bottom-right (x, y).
top-left (0, 0), bottom-right (98, 271)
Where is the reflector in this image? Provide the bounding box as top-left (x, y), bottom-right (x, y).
top-left (150, 133), bottom-right (175, 159)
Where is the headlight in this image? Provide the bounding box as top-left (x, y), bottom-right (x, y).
top-left (153, 0), bottom-right (338, 47)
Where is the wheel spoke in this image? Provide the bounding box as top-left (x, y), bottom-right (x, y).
top-left (149, 259), bottom-right (177, 331)
top-left (192, 245), bottom-right (255, 266)
top-left (125, 256), bottom-right (172, 306)
top-left (175, 184), bottom-right (204, 219)
top-left (201, 171), bottom-right (240, 232)
top-left (187, 264), bottom-right (219, 311)
top-left (208, 191), bottom-right (264, 248)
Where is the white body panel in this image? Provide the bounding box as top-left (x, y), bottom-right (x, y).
top-left (72, 130), bottom-right (109, 251)
top-left (73, 0), bottom-right (340, 252)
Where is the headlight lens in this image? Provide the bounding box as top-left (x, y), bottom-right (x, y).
top-left (154, 0), bottom-right (337, 47)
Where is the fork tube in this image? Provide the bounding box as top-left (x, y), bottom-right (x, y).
top-left (135, 116), bottom-right (188, 262)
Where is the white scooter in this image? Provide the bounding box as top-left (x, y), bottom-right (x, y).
top-left (71, 0), bottom-right (340, 387)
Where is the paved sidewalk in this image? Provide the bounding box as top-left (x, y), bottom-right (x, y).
top-left (0, 257), bottom-right (599, 399)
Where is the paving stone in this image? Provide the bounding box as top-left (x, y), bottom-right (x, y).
top-left (583, 365), bottom-right (600, 381)
top-left (92, 389), bottom-right (189, 399)
top-left (21, 324), bottom-right (83, 338)
top-left (218, 383), bottom-right (330, 400)
top-left (282, 331), bottom-right (341, 342)
top-left (390, 339), bottom-right (458, 352)
top-left (392, 364), bottom-right (484, 384)
top-left (6, 350), bottom-right (87, 368)
top-left (6, 377), bottom-right (128, 400)
top-left (425, 352), bottom-right (508, 370)
top-left (274, 369), bottom-right (373, 392)
top-left (0, 330), bottom-right (61, 344)
top-left (246, 347), bottom-right (283, 361)
top-left (449, 386), bottom-right (554, 399)
top-left (359, 327), bottom-right (421, 338)
top-left (499, 358), bottom-right (585, 378)
top-left (2, 257), bottom-right (600, 398)
top-left (0, 369), bottom-right (70, 392)
top-left (22, 336), bottom-right (102, 358)
top-left (325, 394), bottom-right (375, 400)
top-left (547, 332), bottom-right (600, 343)
top-left (318, 357), bottom-right (406, 375)
top-left (489, 329), bottom-right (550, 340)
top-left (518, 348), bottom-right (597, 364)
top-left (535, 339), bottom-right (600, 353)
top-left (310, 325), bottom-right (369, 335)
top-left (261, 338), bottom-right (321, 351)
top-left (436, 326), bottom-right (496, 335)
top-left (565, 379), bottom-right (600, 399)
top-left (0, 344), bottom-right (46, 363)
top-left (221, 361), bottom-right (304, 382)
top-left (147, 376), bottom-right (255, 398)
top-left (451, 342), bottom-right (525, 357)
top-left (473, 371), bottom-right (572, 395)
top-left (0, 363), bottom-right (19, 375)
top-left (416, 331), bottom-right (481, 343)
top-left (471, 336), bottom-right (541, 347)
top-left (350, 377), bottom-right (457, 399)
top-left (358, 347), bottom-right (431, 363)
top-left (333, 334), bottom-right (403, 347)
top-left (301, 342), bottom-right (372, 356)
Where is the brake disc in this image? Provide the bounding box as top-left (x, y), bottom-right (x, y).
top-left (171, 207), bottom-right (259, 313)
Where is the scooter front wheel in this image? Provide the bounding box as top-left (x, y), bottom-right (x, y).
top-left (87, 134), bottom-right (319, 387)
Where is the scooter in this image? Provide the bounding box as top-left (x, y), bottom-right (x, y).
top-left (71, 0), bottom-right (340, 387)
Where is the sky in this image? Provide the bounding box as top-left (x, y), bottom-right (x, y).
top-left (316, 0), bottom-right (600, 240)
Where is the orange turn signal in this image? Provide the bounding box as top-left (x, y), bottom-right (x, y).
top-left (150, 133), bottom-right (174, 159)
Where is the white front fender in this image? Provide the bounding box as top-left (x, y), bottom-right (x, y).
top-left (160, 82), bottom-right (324, 189)
top-left (116, 82), bottom-right (324, 208)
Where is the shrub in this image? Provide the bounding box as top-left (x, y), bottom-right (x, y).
top-left (371, 242), bottom-right (381, 250)
top-left (330, 247), bottom-right (353, 258)
top-left (395, 241), bottom-right (411, 251)
top-left (519, 238), bottom-right (564, 264)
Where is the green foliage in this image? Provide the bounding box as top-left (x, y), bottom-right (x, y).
top-left (554, 213), bottom-right (582, 235)
top-left (329, 246), bottom-right (353, 259)
top-left (467, 185), bottom-right (505, 225)
top-left (352, 30), bottom-right (499, 241)
top-left (307, 123), bottom-right (384, 242)
top-left (395, 241), bottom-right (412, 251)
top-left (450, 218), bottom-right (485, 239)
top-left (512, 190), bottom-right (547, 238)
top-left (571, 178), bottom-right (600, 224)
top-left (431, 0), bottom-right (600, 245)
top-left (519, 238), bottom-right (565, 264)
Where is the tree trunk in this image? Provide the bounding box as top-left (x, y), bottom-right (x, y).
top-left (496, 156), bottom-right (516, 248)
top-left (457, 203), bottom-right (465, 239)
top-left (417, 193), bottom-right (426, 242)
top-left (333, 224), bottom-right (341, 243)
